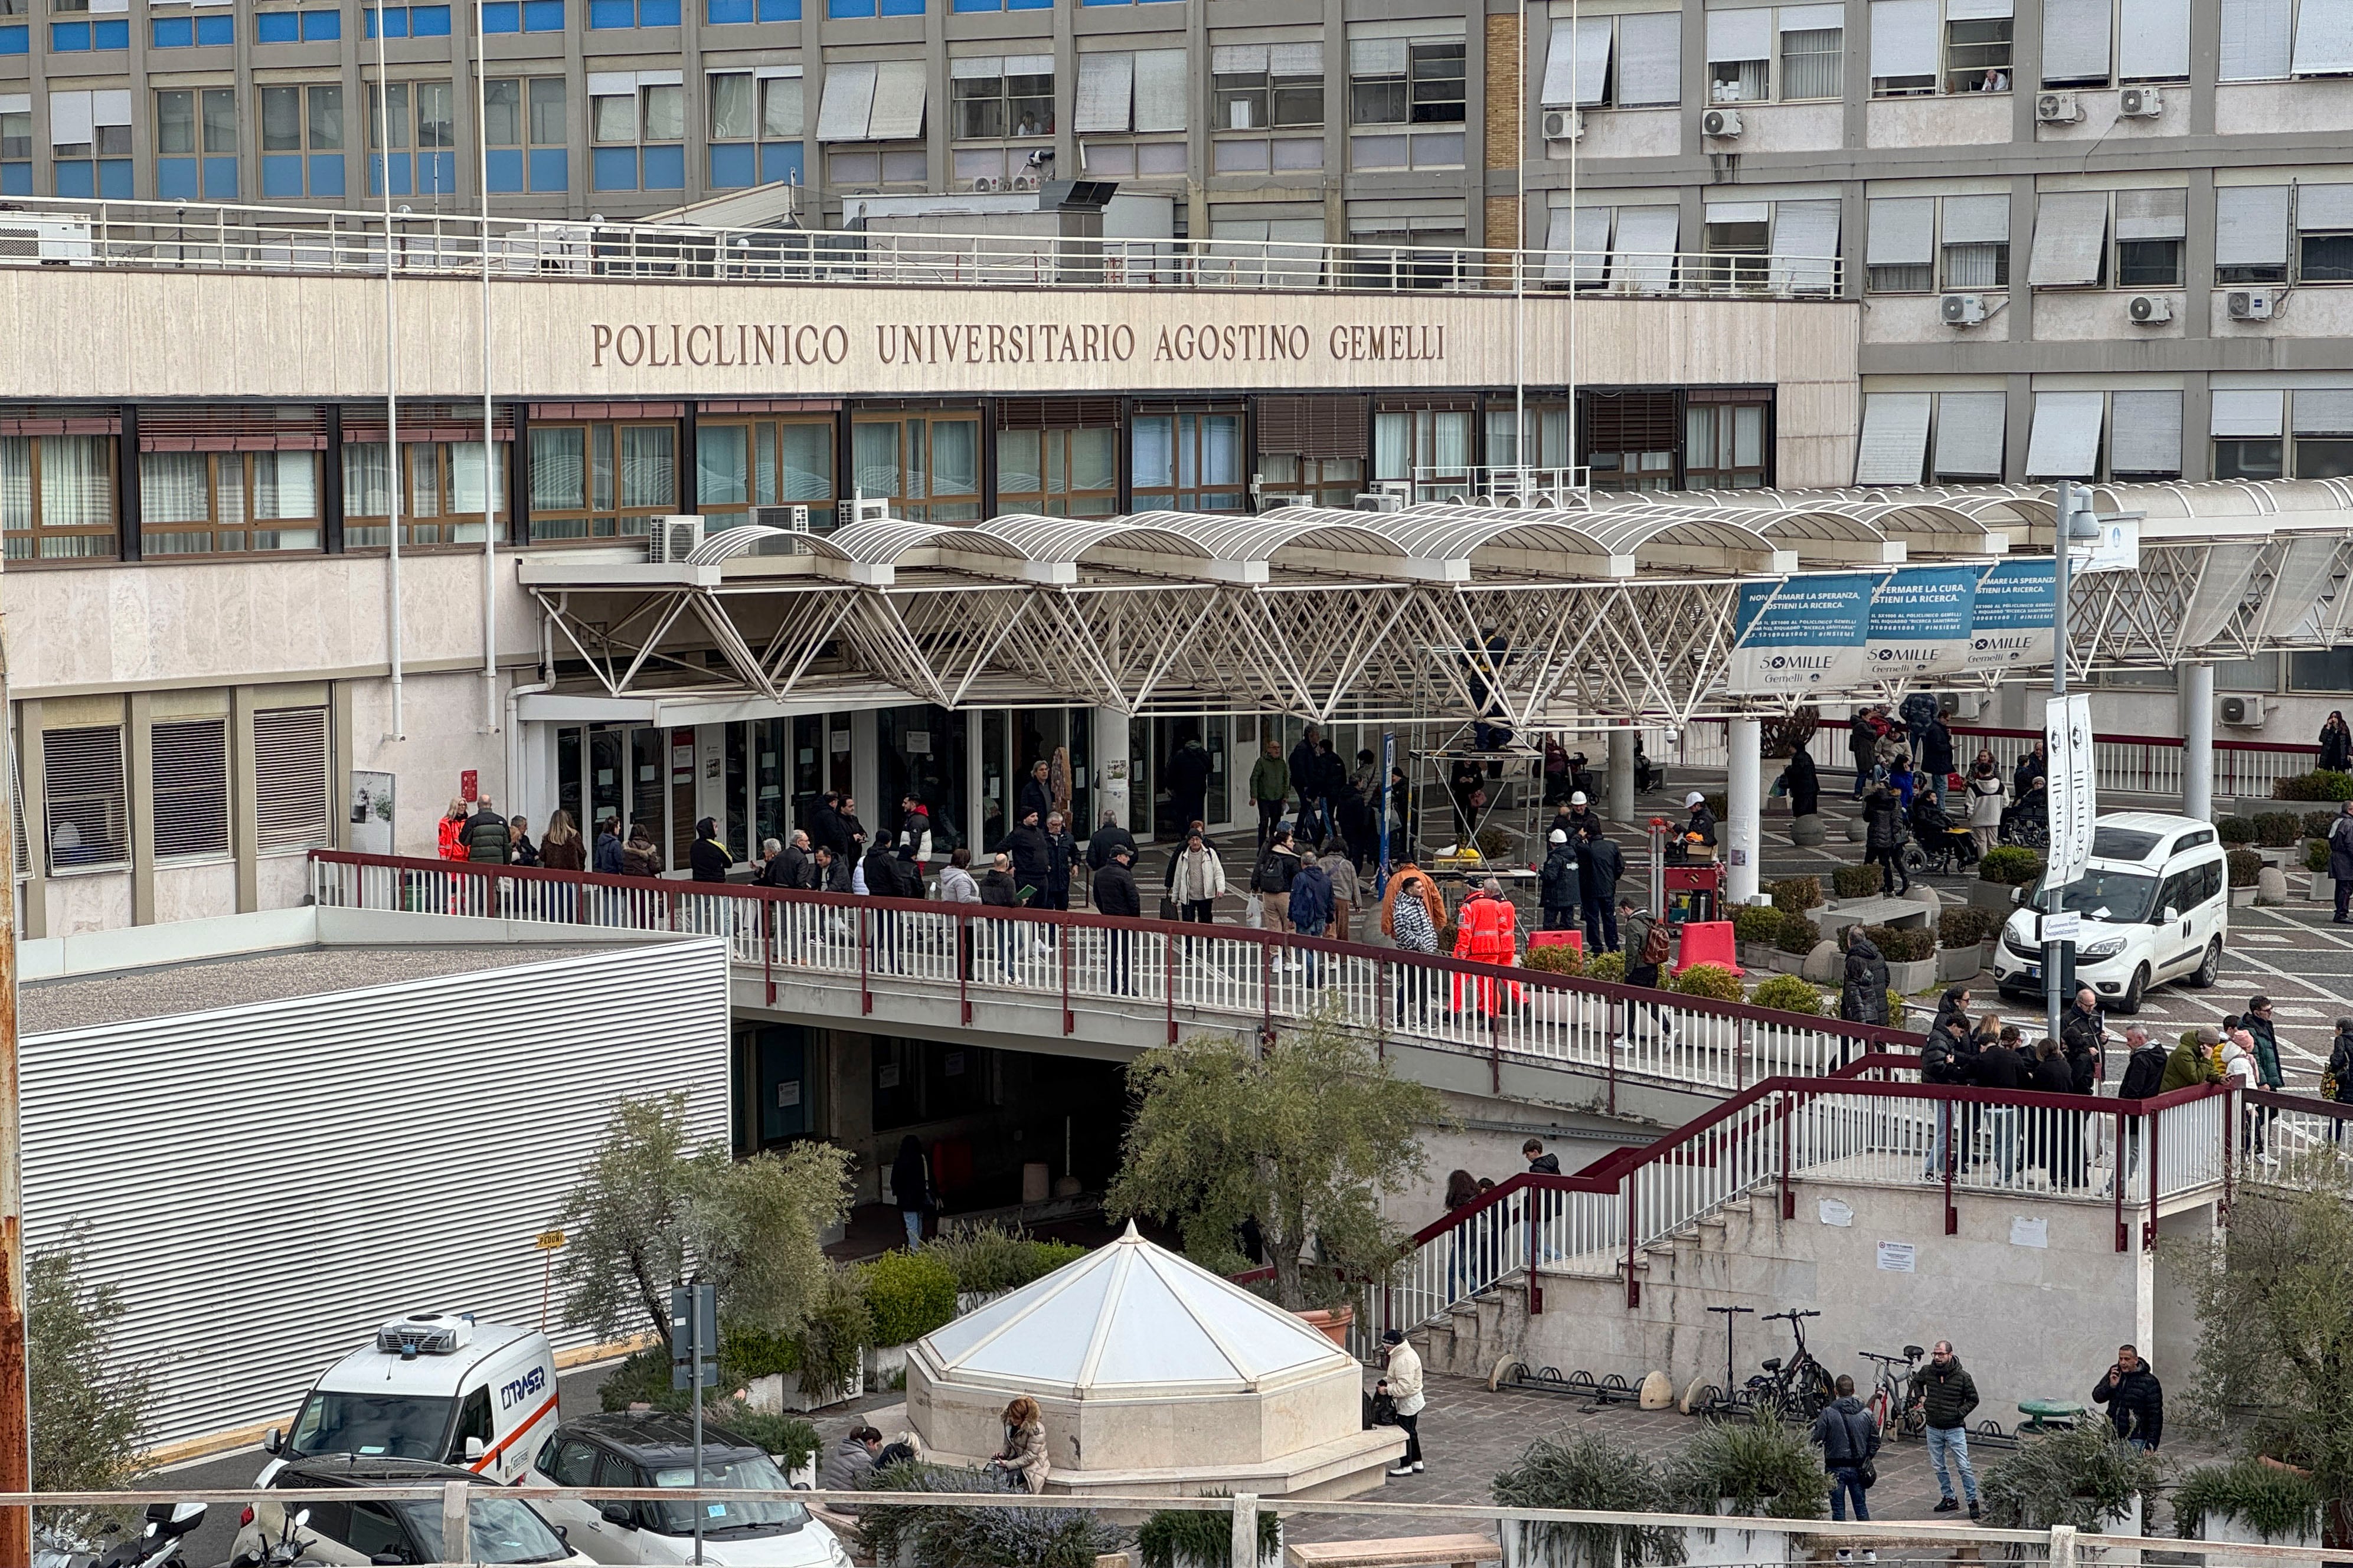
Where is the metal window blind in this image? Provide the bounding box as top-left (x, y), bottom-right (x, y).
top-left (1932, 392), bottom-right (2007, 477)
top-left (2221, 0), bottom-right (2293, 77)
top-left (1133, 50), bottom-right (1188, 132)
top-left (1213, 43), bottom-right (1269, 73)
top-left (1256, 396), bottom-right (1368, 458)
top-left (1074, 53), bottom-right (1135, 132)
top-left (1940, 194), bottom-right (2010, 244)
top-left (1349, 37), bottom-right (1409, 73)
top-left (43, 725), bottom-right (128, 873)
top-left (12, 742), bottom-right (27, 880)
top-left (2215, 185), bottom-right (2290, 263)
top-left (2297, 182), bottom-right (2353, 231)
top-left (149, 719), bottom-right (229, 862)
top-left (1610, 205), bottom-right (1681, 291)
top-left (1945, 0), bottom-right (2011, 17)
top-left (253, 707), bottom-right (329, 853)
top-left (1270, 42), bottom-right (1322, 73)
top-left (1869, 0), bottom-right (1939, 77)
top-left (949, 55), bottom-right (1004, 79)
top-left (2118, 0), bottom-right (2189, 77)
top-left (2041, 0), bottom-right (2113, 80)
top-left (1616, 11), bottom-right (1683, 104)
top-left (1779, 4), bottom-right (1843, 27)
top-left (2294, 0), bottom-right (2353, 73)
top-left (2115, 188), bottom-right (2187, 241)
top-left (2292, 388), bottom-right (2353, 434)
top-left (1545, 16), bottom-right (1613, 105)
top-left (2027, 191), bottom-right (2111, 285)
top-left (138, 406), bottom-right (328, 452)
top-left (815, 62), bottom-right (877, 140)
top-left (1867, 197), bottom-right (1935, 266)
top-left (2024, 391), bottom-right (2105, 478)
top-left (1586, 392), bottom-right (1678, 452)
top-left (1707, 7), bottom-right (1773, 61)
top-left (2109, 391), bottom-right (2182, 473)
top-left (1855, 392), bottom-right (1932, 484)
top-left (866, 60), bottom-right (927, 140)
top-left (1769, 200), bottom-right (1841, 294)
top-left (997, 398), bottom-right (1120, 431)
top-left (2211, 388), bottom-right (2285, 436)
top-left (342, 401), bottom-right (514, 445)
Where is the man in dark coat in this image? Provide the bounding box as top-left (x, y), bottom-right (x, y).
top-left (1290, 726), bottom-right (1325, 844)
top-left (2014, 742), bottom-right (2048, 802)
top-left (1538, 830), bottom-right (1580, 932)
top-left (1849, 709), bottom-right (1878, 799)
top-left (1040, 811), bottom-right (1077, 911)
top-left (2090, 1346), bottom-right (2163, 1451)
top-left (1091, 844), bottom-right (1142, 993)
top-left (1579, 823), bottom-right (1623, 953)
top-left (1920, 715), bottom-right (1956, 806)
top-left (1165, 736), bottom-right (1214, 835)
top-left (463, 798), bottom-right (512, 863)
top-left (1918, 1341), bottom-right (1981, 1517)
top-left (2061, 986), bottom-right (2107, 1091)
top-left (1086, 807), bottom-right (1138, 876)
top-left (1017, 761), bottom-right (1055, 830)
top-left (769, 829), bottom-right (813, 890)
top-left (1864, 784), bottom-right (1908, 893)
top-left (1003, 807), bottom-right (1051, 905)
top-left (2329, 801), bottom-right (2353, 924)
top-left (1841, 926), bottom-right (1890, 1030)
top-left (1780, 743), bottom-right (1820, 820)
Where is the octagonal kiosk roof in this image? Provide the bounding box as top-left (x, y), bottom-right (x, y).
top-left (913, 1223), bottom-right (1354, 1400)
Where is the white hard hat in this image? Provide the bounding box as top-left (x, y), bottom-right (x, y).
top-left (1550, 829), bottom-right (1569, 843)
top-left (1685, 791), bottom-right (1706, 808)
top-left (1570, 791), bottom-right (1588, 806)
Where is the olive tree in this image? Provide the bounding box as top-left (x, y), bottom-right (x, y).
top-left (555, 1092), bottom-right (853, 1343)
top-left (1106, 1011), bottom-right (1447, 1310)
top-left (29, 1234), bottom-right (152, 1535)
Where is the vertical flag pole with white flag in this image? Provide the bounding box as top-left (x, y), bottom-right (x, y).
top-left (2043, 481), bottom-right (2098, 1050)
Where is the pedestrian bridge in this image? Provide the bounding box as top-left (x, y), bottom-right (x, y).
top-left (311, 852), bottom-right (1913, 1124)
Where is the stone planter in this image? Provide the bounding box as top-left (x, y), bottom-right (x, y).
top-left (1886, 956), bottom-right (1937, 994)
top-left (1936, 944), bottom-right (1983, 983)
top-left (2200, 1511), bottom-right (2320, 1550)
top-left (2230, 884), bottom-right (2259, 907)
top-left (1295, 1304), bottom-right (1354, 1347)
top-left (1161, 1520), bottom-right (1286, 1568)
top-left (1739, 941), bottom-right (1804, 974)
top-left (789, 1455), bottom-right (818, 1490)
top-left (1969, 879), bottom-right (2025, 914)
top-left (2081, 1492), bottom-right (2142, 1565)
top-left (865, 1342), bottom-right (909, 1388)
top-left (746, 1361), bottom-right (865, 1414)
top-left (1685, 1502), bottom-right (1795, 1568)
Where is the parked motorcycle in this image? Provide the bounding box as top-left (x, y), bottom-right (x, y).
top-left (32, 1501), bottom-right (206, 1568)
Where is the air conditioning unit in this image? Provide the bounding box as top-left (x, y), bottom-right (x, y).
top-left (1940, 292), bottom-right (1988, 326)
top-left (2127, 293), bottom-right (2173, 324)
top-left (376, 1313), bottom-right (475, 1357)
top-left (968, 175), bottom-right (1001, 192)
top-left (2035, 91), bottom-right (2083, 123)
top-left (1541, 107), bottom-right (1583, 141)
top-left (749, 504), bottom-right (812, 532)
top-left (2116, 85), bottom-right (2164, 117)
top-left (2219, 694), bottom-right (2269, 728)
top-left (1701, 107), bottom-right (1743, 138)
top-left (1352, 490), bottom-right (1406, 513)
top-left (835, 496), bottom-right (892, 529)
top-left (1009, 173), bottom-right (1040, 192)
top-left (646, 514), bottom-right (705, 564)
top-left (2227, 289), bottom-right (2276, 320)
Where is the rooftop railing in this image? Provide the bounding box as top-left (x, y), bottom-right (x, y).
top-left (0, 195), bottom-right (1847, 300)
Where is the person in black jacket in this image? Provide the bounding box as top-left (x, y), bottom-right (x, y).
top-left (1091, 845), bottom-right (1142, 993)
top-left (463, 798), bottom-right (512, 864)
top-left (891, 1134), bottom-right (933, 1249)
top-left (1840, 927), bottom-right (1890, 1033)
top-left (1041, 811), bottom-right (1076, 912)
top-left (1539, 831), bottom-right (1580, 931)
top-left (1780, 742), bottom-right (1821, 820)
top-left (688, 817), bottom-right (732, 883)
top-left (1002, 808), bottom-right (1051, 906)
top-left (1017, 760), bottom-right (1055, 830)
top-left (1863, 785), bottom-right (1908, 893)
top-left (1086, 807), bottom-right (1138, 878)
top-left (2061, 986), bottom-right (2107, 1091)
top-left (835, 796), bottom-right (870, 863)
top-left (1811, 1375), bottom-right (1881, 1523)
top-left (1918, 1342), bottom-right (1981, 1517)
top-left (2031, 1038), bottom-right (2081, 1188)
top-left (1976, 1025), bottom-right (2029, 1185)
top-left (2090, 1346), bottom-right (2163, 1451)
top-left (1849, 708), bottom-right (1878, 800)
top-left (1579, 823), bottom-right (1624, 953)
top-left (864, 839), bottom-right (911, 971)
top-left (2329, 1019), bottom-right (2353, 1134)
top-left (769, 829), bottom-right (813, 890)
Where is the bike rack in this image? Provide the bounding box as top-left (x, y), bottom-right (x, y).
top-left (1497, 1364), bottom-right (1645, 1407)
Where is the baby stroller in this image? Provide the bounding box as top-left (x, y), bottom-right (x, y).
top-left (1999, 784), bottom-right (2050, 849)
top-left (1904, 793), bottom-right (1981, 875)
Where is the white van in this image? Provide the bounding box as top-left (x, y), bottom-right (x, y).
top-left (262, 1312), bottom-right (560, 1486)
top-left (1991, 811), bottom-right (2228, 1013)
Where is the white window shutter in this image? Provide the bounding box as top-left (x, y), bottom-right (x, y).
top-left (2209, 388), bottom-right (2284, 437)
top-left (1869, 0), bottom-right (1939, 78)
top-left (1212, 44), bottom-right (1269, 73)
top-left (1856, 393), bottom-right (1932, 485)
top-left (253, 707), bottom-right (331, 853)
top-left (815, 62), bottom-right (878, 140)
top-left (1545, 16), bottom-right (1614, 106)
top-left (1132, 48), bottom-right (1188, 132)
top-left (1705, 7), bottom-right (1774, 62)
top-left (2291, 388), bottom-right (2353, 434)
top-left (1866, 197), bottom-right (1935, 266)
top-left (949, 54), bottom-right (1005, 80)
top-left (2027, 191), bottom-right (2110, 286)
top-left (865, 59), bottom-right (928, 140)
top-left (1945, 0), bottom-right (2011, 17)
top-left (2024, 391), bottom-right (2106, 478)
top-left (2117, 0), bottom-right (2189, 78)
top-left (2215, 185), bottom-right (2289, 264)
top-left (1769, 199), bottom-right (1841, 293)
top-left (1609, 205), bottom-right (1681, 292)
top-left (90, 89), bottom-right (132, 127)
top-left (1940, 194), bottom-right (2011, 244)
top-left (1932, 392), bottom-right (2008, 479)
top-left (1349, 37), bottom-right (1408, 74)
top-left (2221, 0), bottom-right (2293, 77)
top-left (1615, 11), bottom-right (1683, 104)
top-left (1269, 42), bottom-right (1322, 74)
top-left (2296, 182), bottom-right (2353, 231)
top-left (1074, 53), bottom-right (1135, 133)
top-left (50, 91), bottom-right (94, 148)
top-left (2293, 0), bottom-right (2353, 74)
top-left (2041, 0), bottom-right (2113, 80)
top-left (2109, 391), bottom-right (2183, 474)
top-left (2114, 188), bottom-right (2187, 241)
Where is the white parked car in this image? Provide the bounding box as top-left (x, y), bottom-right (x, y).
top-left (229, 1456), bottom-right (591, 1565)
top-left (527, 1412), bottom-right (852, 1567)
top-left (1991, 811), bottom-right (2227, 1013)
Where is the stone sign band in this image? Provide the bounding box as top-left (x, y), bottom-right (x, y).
top-left (589, 319), bottom-right (1445, 374)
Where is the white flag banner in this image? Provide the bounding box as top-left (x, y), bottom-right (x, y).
top-left (2045, 692), bottom-right (2096, 887)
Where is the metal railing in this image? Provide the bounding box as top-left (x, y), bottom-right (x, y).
top-left (309, 850), bottom-right (1914, 1105)
top-left (0, 195), bottom-right (1846, 300)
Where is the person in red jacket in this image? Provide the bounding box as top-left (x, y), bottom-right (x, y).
top-left (1452, 878), bottom-right (1522, 1014)
top-left (436, 797), bottom-right (470, 861)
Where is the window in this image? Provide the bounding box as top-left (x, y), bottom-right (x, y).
top-left (2216, 185), bottom-right (2288, 284)
top-left (528, 420), bottom-right (678, 541)
top-left (2039, 0), bottom-right (2108, 83)
top-left (2210, 388), bottom-right (2284, 480)
top-left (850, 414), bottom-right (980, 522)
top-left (151, 717), bottom-right (229, 861)
top-left (362, 3), bottom-right (452, 34)
top-left (2219, 0), bottom-right (2353, 80)
top-left (259, 85), bottom-right (344, 198)
top-left (2289, 388), bottom-right (2353, 477)
top-left (707, 71), bottom-right (801, 188)
top-left (871, 1040), bottom-right (993, 1131)
top-left (1780, 12), bottom-right (1844, 97)
top-left (479, 0), bottom-right (561, 27)
top-left (825, 0), bottom-right (917, 16)
top-left (139, 450), bottom-right (321, 555)
top-left (1855, 390), bottom-right (1932, 483)
top-left (1213, 42), bottom-right (1324, 130)
top-left (342, 413), bottom-right (508, 547)
top-left (2026, 189), bottom-right (2109, 287)
top-left (1584, 392), bottom-right (1679, 490)
top-left (705, 0), bottom-right (795, 24)
top-left (1931, 390), bottom-right (2007, 480)
top-left (368, 81), bottom-right (457, 196)
top-left (1944, 14), bottom-right (2012, 91)
top-left (1942, 194), bottom-right (2009, 287)
top-left (0, 25), bottom-right (25, 57)
top-left (1071, 49), bottom-right (1187, 140)
top-left (1707, 9), bottom-right (1773, 102)
top-left (586, 0), bottom-right (675, 21)
top-left (50, 89), bottom-right (132, 198)
top-left (48, 13), bottom-right (126, 47)
top-left (590, 73), bottom-right (685, 191)
top-left (43, 725), bottom-right (128, 875)
top-left (1865, 195), bottom-right (1934, 292)
top-left (1371, 404), bottom-right (1473, 495)
top-left (2106, 388), bottom-right (2182, 479)
top-left (254, 7), bottom-right (342, 39)
top-left (952, 57), bottom-right (1054, 140)
top-left (155, 87), bottom-right (239, 200)
top-left (815, 60), bottom-right (930, 178)
top-left (2289, 647), bottom-right (2353, 692)
top-left (1132, 411), bottom-right (1243, 511)
top-left (692, 416), bottom-right (834, 520)
top-left (484, 77), bottom-right (566, 193)
top-left (254, 706), bottom-right (331, 852)
top-left (1349, 36), bottom-right (1466, 168)
top-left (1701, 202), bottom-right (1770, 291)
top-left (2296, 184), bottom-right (2353, 282)
top-left (1483, 401), bottom-right (1576, 470)
top-left (953, 0), bottom-right (1044, 12)
top-left (1868, 0), bottom-right (1937, 94)
top-left (2114, 189), bottom-right (2185, 287)
top-left (995, 401), bottom-right (1119, 517)
top-left (149, 6), bottom-right (233, 46)
top-left (0, 430), bottom-right (115, 560)
top-left (1685, 402), bottom-right (1767, 488)
top-left (1, 95), bottom-right (27, 195)
top-left (1544, 12), bottom-right (1682, 109)
top-left (2022, 389), bottom-right (2104, 478)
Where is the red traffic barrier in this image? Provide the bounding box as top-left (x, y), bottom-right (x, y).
top-left (1530, 929), bottom-right (1584, 954)
top-left (1672, 919), bottom-right (1742, 976)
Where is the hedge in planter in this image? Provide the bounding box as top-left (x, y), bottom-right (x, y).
top-left (1666, 1419), bottom-right (1828, 1520)
top-left (1672, 963), bottom-right (1746, 1002)
top-left (2228, 849), bottom-right (2263, 889)
top-left (930, 1219), bottom-right (1089, 1297)
top-left (1525, 942), bottom-right (1586, 977)
top-left (2309, 839), bottom-right (2331, 875)
top-left (1587, 951), bottom-right (1628, 983)
top-left (1831, 865), bottom-right (1884, 899)
top-left (913, 1504), bottom-right (1121, 1567)
top-left (1860, 924), bottom-right (1935, 963)
top-left (2300, 810), bottom-right (2341, 840)
top-left (1979, 846), bottom-right (2044, 886)
top-left (1748, 974), bottom-right (1824, 1017)
top-left (2250, 811), bottom-right (2303, 849)
top-left (1979, 1423), bottom-right (2162, 1532)
top-left (1491, 1432), bottom-right (1688, 1568)
top-left (1769, 877), bottom-right (1823, 914)
top-left (862, 1246), bottom-right (958, 1348)
top-left (2272, 768), bottom-right (2353, 801)
top-left (2171, 1459), bottom-right (2322, 1543)
top-left (1137, 1495), bottom-right (1282, 1568)
top-left (1774, 916), bottom-right (1821, 955)
top-left (857, 1461), bottom-right (1004, 1562)
top-left (1730, 904), bottom-right (1786, 945)
top-left (2217, 816), bottom-right (2259, 845)
top-left (1937, 906), bottom-right (2001, 949)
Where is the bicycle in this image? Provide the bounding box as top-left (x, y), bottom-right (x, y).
top-left (1861, 1345), bottom-right (1927, 1440)
top-left (1744, 1309), bottom-right (1835, 1424)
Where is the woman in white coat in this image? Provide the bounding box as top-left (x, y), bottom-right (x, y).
top-left (1379, 1329), bottom-right (1425, 1477)
top-left (1965, 755), bottom-right (2006, 852)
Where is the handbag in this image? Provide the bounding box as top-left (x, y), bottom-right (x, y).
top-left (1158, 896), bottom-right (1179, 921)
top-left (1946, 771), bottom-right (1966, 792)
top-left (1857, 1461), bottom-right (1878, 1489)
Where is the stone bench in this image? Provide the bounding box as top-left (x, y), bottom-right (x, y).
top-left (1286, 1533), bottom-right (1500, 1568)
top-left (1815, 895), bottom-right (1933, 941)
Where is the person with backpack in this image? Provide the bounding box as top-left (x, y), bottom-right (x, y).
top-left (1619, 898), bottom-right (1676, 1043)
top-left (1254, 829), bottom-right (1300, 932)
top-left (1812, 1373), bottom-right (1881, 1526)
top-left (1289, 854), bottom-right (1334, 984)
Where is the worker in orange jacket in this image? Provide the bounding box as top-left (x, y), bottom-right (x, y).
top-left (1452, 877), bottom-right (1522, 1014)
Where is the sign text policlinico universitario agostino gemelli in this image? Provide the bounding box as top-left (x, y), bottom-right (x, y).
top-left (589, 319), bottom-right (1448, 370)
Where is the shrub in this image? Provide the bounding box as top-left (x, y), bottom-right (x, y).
top-left (1980, 1424), bottom-right (2163, 1532)
top-left (2310, 839), bottom-right (2331, 875)
top-left (1768, 876), bottom-right (1823, 914)
top-left (861, 1247), bottom-right (958, 1347)
top-left (2228, 849), bottom-right (2263, 888)
top-left (1704, 792), bottom-right (1728, 819)
top-left (1475, 827), bottom-right (1515, 861)
top-left (2251, 811), bottom-right (2303, 848)
top-left (1587, 951), bottom-right (1628, 983)
top-left (1491, 1433), bottom-right (1687, 1568)
top-left (1862, 924), bottom-right (1935, 963)
top-left (1667, 1419), bottom-right (1829, 1520)
top-left (1831, 864), bottom-right (1884, 899)
top-left (1524, 942), bottom-right (1586, 977)
top-left (2300, 810), bottom-right (2339, 840)
top-left (1137, 1495), bottom-right (1282, 1568)
top-left (1748, 974), bottom-right (1825, 1017)
top-left (2171, 1458), bottom-right (2323, 1542)
top-left (1979, 846), bottom-right (2044, 885)
top-left (1937, 906), bottom-right (2001, 950)
top-left (2217, 815), bottom-right (2259, 845)
top-left (858, 1462), bottom-right (1003, 1562)
top-left (2272, 768), bottom-right (2353, 801)
top-left (1774, 915), bottom-right (1822, 955)
top-left (929, 1219), bottom-right (1088, 1297)
top-left (1672, 963), bottom-right (1745, 1002)
top-left (915, 1505), bottom-right (1120, 1567)
top-left (1731, 904), bottom-right (1786, 944)
top-left (716, 1409), bottom-right (821, 1471)
top-left (792, 1267), bottom-right (872, 1405)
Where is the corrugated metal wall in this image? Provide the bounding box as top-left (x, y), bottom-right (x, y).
top-left (21, 938), bottom-right (733, 1449)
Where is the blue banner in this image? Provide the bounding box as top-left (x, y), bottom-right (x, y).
top-left (1866, 567), bottom-right (1979, 679)
top-left (1728, 574), bottom-right (1875, 695)
top-left (1968, 558), bottom-right (2057, 672)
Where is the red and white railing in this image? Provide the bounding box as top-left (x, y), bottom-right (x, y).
top-left (309, 850), bottom-right (1914, 1104)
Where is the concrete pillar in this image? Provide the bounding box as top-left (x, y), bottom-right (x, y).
top-left (2183, 661), bottom-right (2215, 822)
top-left (1727, 716), bottom-right (1763, 906)
top-left (1094, 707), bottom-right (1133, 839)
top-left (128, 693), bottom-right (155, 927)
top-left (1607, 728), bottom-right (1636, 824)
